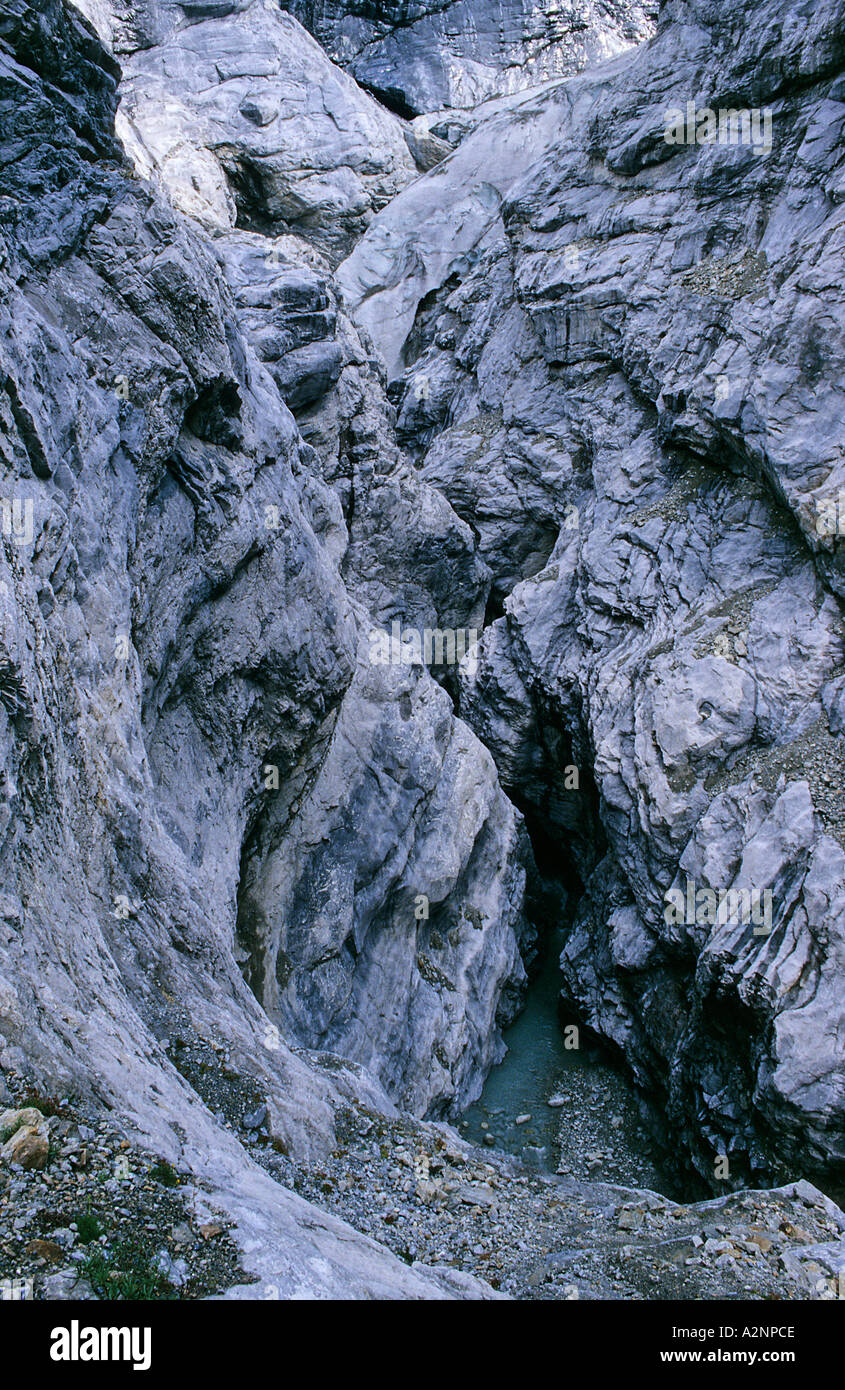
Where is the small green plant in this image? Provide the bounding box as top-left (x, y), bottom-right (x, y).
top-left (1, 1101), bottom-right (44, 1144)
top-left (81, 1237), bottom-right (179, 1301)
top-left (149, 1158), bottom-right (179, 1187)
top-left (74, 1206), bottom-right (103, 1244)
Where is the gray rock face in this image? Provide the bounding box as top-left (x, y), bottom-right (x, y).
top-left (237, 645), bottom-right (531, 1116)
top-left (279, 0), bottom-right (657, 116)
top-left (0, 0), bottom-right (532, 1297)
top-left (80, 0), bottom-right (417, 264)
top-left (218, 233), bottom-right (345, 411)
top-left (339, 0), bottom-right (845, 1190)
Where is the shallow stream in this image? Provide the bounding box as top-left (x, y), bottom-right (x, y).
top-left (460, 926), bottom-right (683, 1198)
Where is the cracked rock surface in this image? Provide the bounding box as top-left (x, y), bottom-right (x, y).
top-left (102, 0), bottom-right (417, 264)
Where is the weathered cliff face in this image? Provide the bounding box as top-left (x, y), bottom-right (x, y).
top-left (75, 0), bottom-right (418, 264)
top-left (339, 0), bottom-right (845, 1191)
top-left (0, 0), bottom-right (535, 1295)
top-left (277, 0), bottom-right (657, 117)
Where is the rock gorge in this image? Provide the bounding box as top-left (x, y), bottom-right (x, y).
top-left (0, 0), bottom-right (844, 1301)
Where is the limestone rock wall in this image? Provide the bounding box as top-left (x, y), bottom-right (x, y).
top-left (338, 0), bottom-right (845, 1190)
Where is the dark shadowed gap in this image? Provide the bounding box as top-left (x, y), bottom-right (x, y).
top-left (456, 747), bottom-right (694, 1198)
top-left (458, 868), bottom-right (687, 1199)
